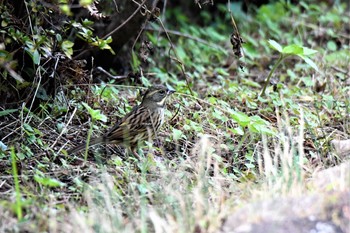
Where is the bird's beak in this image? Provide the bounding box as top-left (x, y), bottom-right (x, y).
top-left (167, 89), bottom-right (175, 95)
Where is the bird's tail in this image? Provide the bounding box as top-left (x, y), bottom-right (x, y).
top-left (67, 137), bottom-right (105, 155)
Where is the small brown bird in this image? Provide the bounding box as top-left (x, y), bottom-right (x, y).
top-left (67, 85), bottom-right (175, 156)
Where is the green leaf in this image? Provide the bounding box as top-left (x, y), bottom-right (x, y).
top-left (91, 37), bottom-right (115, 55)
top-left (23, 123), bottom-right (34, 133)
top-left (298, 55), bottom-right (319, 72)
top-left (212, 109), bottom-right (228, 122)
top-left (33, 49), bottom-right (40, 64)
top-left (56, 34), bottom-right (62, 42)
top-left (1, 20), bottom-right (8, 27)
top-left (131, 51), bottom-right (140, 72)
top-left (56, 122), bottom-right (65, 133)
top-left (172, 128), bottom-right (184, 140)
top-left (82, 19), bottom-right (94, 26)
top-left (79, 0), bottom-right (93, 7)
top-left (302, 47), bottom-right (318, 56)
top-left (282, 44), bottom-right (303, 55)
top-left (247, 116), bottom-right (275, 135)
top-left (59, 4), bottom-right (72, 16)
top-left (34, 174), bottom-right (66, 187)
top-left (82, 103), bottom-right (107, 122)
top-left (229, 127), bottom-right (244, 135)
top-left (0, 109), bottom-right (17, 116)
top-left (105, 36), bottom-right (113, 43)
top-left (326, 41), bottom-right (337, 51)
top-left (141, 76), bottom-right (151, 87)
top-left (61, 40), bottom-right (74, 59)
top-left (268, 39), bottom-right (282, 52)
top-left (230, 111), bottom-right (250, 127)
top-left (62, 40), bottom-right (74, 48)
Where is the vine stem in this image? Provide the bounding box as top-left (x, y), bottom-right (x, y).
top-left (260, 54), bottom-right (290, 97)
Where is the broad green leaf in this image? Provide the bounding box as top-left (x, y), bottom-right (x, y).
top-left (92, 110), bottom-right (107, 122)
top-left (33, 49), bottom-right (40, 64)
top-left (105, 36), bottom-right (113, 43)
top-left (62, 40), bottom-right (74, 48)
top-left (282, 44), bottom-right (303, 55)
top-left (82, 102), bottom-right (92, 112)
top-left (175, 46), bottom-right (187, 62)
top-left (268, 39), bottom-right (282, 52)
top-left (212, 109), bottom-right (228, 122)
top-left (82, 103), bottom-right (107, 122)
top-left (298, 55), bottom-right (319, 72)
top-left (1, 20), bottom-right (8, 27)
top-left (302, 47), bottom-right (318, 56)
top-left (249, 123), bottom-right (275, 135)
top-left (172, 128), bottom-right (184, 140)
top-left (141, 76), bottom-right (151, 87)
top-left (230, 111), bottom-right (250, 127)
top-left (82, 19), bottom-right (94, 26)
top-left (326, 41), bottom-right (337, 51)
top-left (59, 4), bottom-right (72, 16)
top-left (61, 40), bottom-right (74, 58)
top-left (23, 123), bottom-right (34, 133)
top-left (56, 34), bottom-right (62, 42)
top-left (229, 127), bottom-right (244, 135)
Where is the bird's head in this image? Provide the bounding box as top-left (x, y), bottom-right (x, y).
top-left (142, 85), bottom-right (175, 108)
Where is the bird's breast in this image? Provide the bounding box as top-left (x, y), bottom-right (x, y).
top-left (149, 107), bottom-right (164, 131)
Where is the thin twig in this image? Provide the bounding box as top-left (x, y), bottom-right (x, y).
top-left (169, 101), bottom-right (181, 123)
top-left (331, 65), bottom-right (350, 77)
top-left (50, 107), bottom-right (77, 149)
top-left (97, 66), bottom-right (157, 79)
top-left (145, 27), bottom-right (225, 51)
top-left (97, 67), bottom-right (128, 79)
top-left (102, 0), bottom-right (147, 39)
top-left (156, 17), bottom-right (196, 98)
top-left (130, 0), bottom-right (160, 52)
top-left (24, 66), bottom-right (42, 125)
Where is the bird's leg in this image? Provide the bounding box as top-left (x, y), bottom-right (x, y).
top-left (131, 147), bottom-right (141, 160)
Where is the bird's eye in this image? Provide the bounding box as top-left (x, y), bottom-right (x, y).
top-left (159, 90), bottom-right (166, 95)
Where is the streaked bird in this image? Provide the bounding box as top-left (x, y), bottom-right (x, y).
top-left (67, 85), bottom-right (175, 157)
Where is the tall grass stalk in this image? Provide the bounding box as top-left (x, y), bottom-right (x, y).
top-left (84, 118), bottom-right (95, 161)
top-left (11, 147), bottom-right (23, 220)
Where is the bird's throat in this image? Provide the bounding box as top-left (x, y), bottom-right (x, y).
top-left (156, 97), bottom-right (167, 107)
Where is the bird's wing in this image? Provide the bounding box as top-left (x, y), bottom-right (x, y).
top-left (105, 105), bottom-right (154, 142)
top-left (105, 104), bottom-right (140, 136)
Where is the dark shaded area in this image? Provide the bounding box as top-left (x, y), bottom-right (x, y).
top-left (0, 0), bottom-right (157, 108)
top-left (74, 0), bottom-right (158, 69)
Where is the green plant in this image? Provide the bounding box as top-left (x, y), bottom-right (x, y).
top-left (73, 20), bottom-right (115, 55)
top-left (81, 102), bottom-right (107, 160)
top-left (260, 39), bottom-right (318, 96)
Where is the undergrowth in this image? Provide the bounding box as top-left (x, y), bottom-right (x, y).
top-left (0, 1), bottom-right (349, 232)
